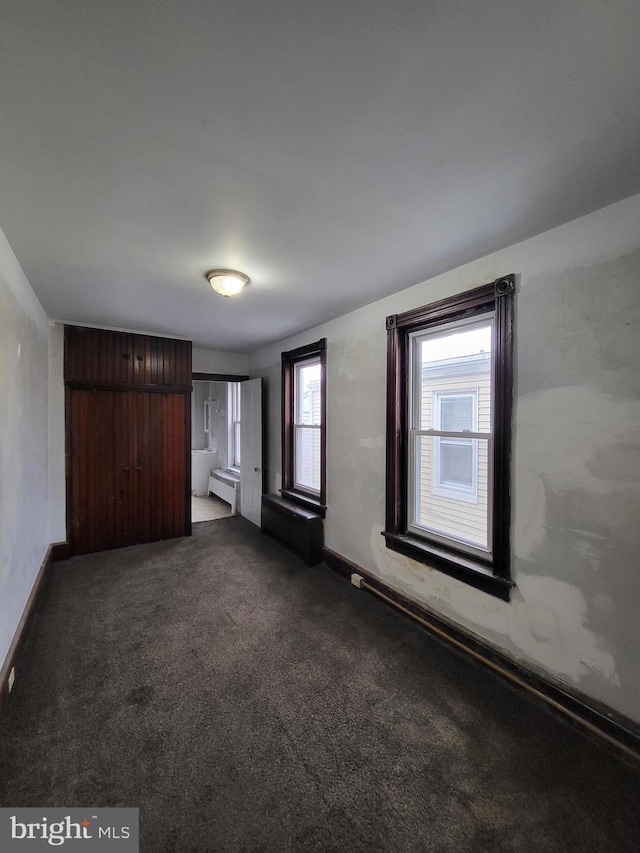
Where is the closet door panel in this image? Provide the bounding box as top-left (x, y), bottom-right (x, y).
top-left (115, 391), bottom-right (138, 549)
top-left (160, 393), bottom-right (188, 541)
top-left (67, 384), bottom-right (190, 555)
top-left (131, 391), bottom-right (188, 546)
top-left (68, 389), bottom-right (136, 554)
top-left (92, 391), bottom-right (115, 552)
top-left (68, 389), bottom-right (89, 554)
top-left (134, 392), bottom-right (165, 545)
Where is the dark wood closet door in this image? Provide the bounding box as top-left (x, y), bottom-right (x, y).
top-left (68, 389), bottom-right (189, 555)
top-left (68, 389), bottom-right (137, 554)
top-left (133, 392), bottom-right (188, 545)
top-left (159, 392), bottom-right (189, 541)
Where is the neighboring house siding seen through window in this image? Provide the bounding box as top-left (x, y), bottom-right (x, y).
top-left (282, 339), bottom-right (327, 514)
top-left (384, 277), bottom-right (515, 600)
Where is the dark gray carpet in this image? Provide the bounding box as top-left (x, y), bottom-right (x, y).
top-left (1, 518), bottom-right (639, 852)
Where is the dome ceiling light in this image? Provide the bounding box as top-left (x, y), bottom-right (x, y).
top-left (205, 269), bottom-right (250, 298)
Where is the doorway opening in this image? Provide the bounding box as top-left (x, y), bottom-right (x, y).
top-left (191, 378), bottom-right (243, 524)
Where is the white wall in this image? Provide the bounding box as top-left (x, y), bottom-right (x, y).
top-left (251, 192), bottom-right (640, 723)
top-left (208, 382), bottom-right (230, 466)
top-left (193, 347), bottom-right (250, 376)
top-left (0, 227), bottom-right (51, 670)
top-left (192, 381), bottom-right (210, 450)
top-left (48, 324), bottom-right (66, 543)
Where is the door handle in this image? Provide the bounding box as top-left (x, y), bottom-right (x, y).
top-left (123, 466), bottom-right (131, 472)
top-left (135, 465), bottom-right (143, 471)
top-left (254, 467), bottom-right (260, 472)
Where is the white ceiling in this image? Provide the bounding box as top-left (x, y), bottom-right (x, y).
top-left (1, 1), bottom-right (640, 351)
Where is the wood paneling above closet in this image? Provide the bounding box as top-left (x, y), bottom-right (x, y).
top-left (64, 326), bottom-right (191, 390)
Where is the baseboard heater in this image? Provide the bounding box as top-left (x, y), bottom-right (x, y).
top-left (261, 494), bottom-right (323, 566)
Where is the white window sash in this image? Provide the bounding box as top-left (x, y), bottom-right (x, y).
top-left (293, 424), bottom-right (321, 495)
top-left (407, 431), bottom-right (493, 555)
top-left (407, 319), bottom-right (494, 557)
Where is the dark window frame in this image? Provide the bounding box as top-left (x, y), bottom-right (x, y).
top-left (281, 338), bottom-right (327, 516)
top-left (383, 276), bottom-right (515, 601)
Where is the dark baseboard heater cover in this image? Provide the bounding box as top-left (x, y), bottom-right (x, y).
top-left (261, 494), bottom-right (323, 566)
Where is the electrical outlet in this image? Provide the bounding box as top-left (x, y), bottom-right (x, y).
top-left (350, 573), bottom-right (364, 589)
top-left (8, 667), bottom-right (15, 692)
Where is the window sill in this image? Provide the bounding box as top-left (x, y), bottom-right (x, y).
top-left (280, 489), bottom-right (326, 518)
top-left (382, 531), bottom-right (513, 601)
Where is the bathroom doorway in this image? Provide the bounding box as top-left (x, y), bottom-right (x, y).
top-left (191, 377), bottom-right (244, 524)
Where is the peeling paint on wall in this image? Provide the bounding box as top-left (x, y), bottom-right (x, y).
top-left (514, 385), bottom-right (640, 561)
top-left (253, 194), bottom-right (640, 722)
top-left (367, 525), bottom-right (619, 685)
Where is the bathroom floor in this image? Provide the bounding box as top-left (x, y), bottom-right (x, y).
top-left (191, 494), bottom-right (234, 523)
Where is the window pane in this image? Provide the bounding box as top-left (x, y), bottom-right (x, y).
top-left (440, 441), bottom-right (473, 487)
top-left (412, 434), bottom-right (489, 550)
top-left (282, 339), bottom-right (326, 506)
top-left (295, 362), bottom-right (321, 425)
top-left (232, 383), bottom-right (241, 466)
top-left (294, 427), bottom-right (320, 492)
top-left (234, 421), bottom-right (241, 466)
top-left (418, 323), bottom-right (492, 430)
top-left (441, 397), bottom-right (473, 431)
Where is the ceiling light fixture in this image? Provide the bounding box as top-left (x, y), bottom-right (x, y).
top-left (205, 269), bottom-right (250, 298)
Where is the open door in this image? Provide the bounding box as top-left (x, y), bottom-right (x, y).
top-left (240, 378), bottom-right (263, 526)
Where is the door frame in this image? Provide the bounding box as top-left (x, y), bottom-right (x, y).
top-left (239, 377), bottom-right (263, 527)
top-left (190, 373), bottom-right (250, 521)
top-left (192, 373), bottom-right (250, 382)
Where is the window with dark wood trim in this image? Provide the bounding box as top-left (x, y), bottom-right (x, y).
top-left (281, 339), bottom-right (327, 515)
top-left (383, 277), bottom-right (515, 600)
